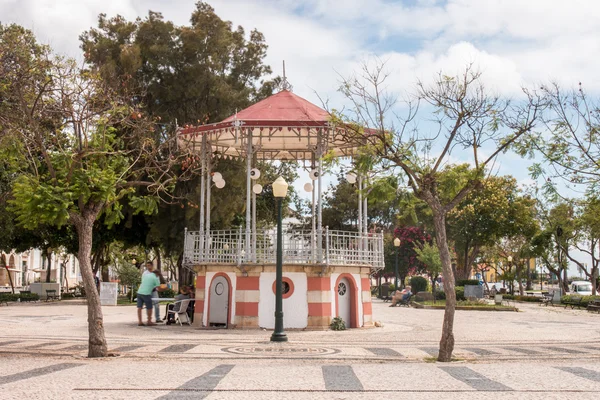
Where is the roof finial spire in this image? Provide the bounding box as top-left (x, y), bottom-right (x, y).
top-left (279, 60), bottom-right (293, 92)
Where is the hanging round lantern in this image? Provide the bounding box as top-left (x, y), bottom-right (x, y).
top-left (252, 184), bottom-right (263, 194)
top-left (250, 168), bottom-right (261, 180)
top-left (215, 179), bottom-right (226, 189)
top-left (346, 172), bottom-right (357, 184)
top-left (303, 182), bottom-right (313, 192)
top-left (212, 172), bottom-right (222, 182)
top-left (309, 169), bottom-right (320, 180)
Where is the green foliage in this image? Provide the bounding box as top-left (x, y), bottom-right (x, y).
top-left (409, 276), bottom-right (429, 293)
top-left (0, 293), bottom-right (20, 302)
top-left (414, 242), bottom-right (442, 279)
top-left (329, 317), bottom-right (346, 331)
top-left (114, 263), bottom-right (141, 289)
top-left (561, 295), bottom-right (600, 307)
top-left (455, 287), bottom-right (465, 301)
top-left (456, 279), bottom-right (480, 286)
top-left (158, 288), bottom-right (176, 298)
top-left (61, 292), bottom-right (75, 299)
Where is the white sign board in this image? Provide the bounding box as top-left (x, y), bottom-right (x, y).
top-left (100, 282), bottom-right (118, 306)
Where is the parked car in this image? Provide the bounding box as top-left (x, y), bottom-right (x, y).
top-left (570, 281), bottom-right (593, 296)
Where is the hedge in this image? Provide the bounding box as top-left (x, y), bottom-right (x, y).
top-left (456, 279), bottom-right (480, 286)
top-left (560, 295), bottom-right (600, 307)
top-left (409, 276), bottom-right (428, 293)
top-left (434, 287), bottom-right (466, 301)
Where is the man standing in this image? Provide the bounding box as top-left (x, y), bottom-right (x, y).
top-left (137, 264), bottom-right (160, 326)
top-left (142, 262), bottom-right (163, 323)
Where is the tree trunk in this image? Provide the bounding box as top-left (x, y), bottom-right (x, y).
top-left (3, 265), bottom-right (15, 294)
top-left (431, 208), bottom-right (456, 362)
top-left (156, 249), bottom-right (162, 271)
top-left (592, 265), bottom-right (598, 296)
top-left (45, 249), bottom-right (52, 283)
top-left (72, 211), bottom-right (108, 358)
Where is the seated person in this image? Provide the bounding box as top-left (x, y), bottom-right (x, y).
top-left (390, 285), bottom-right (412, 307)
top-left (165, 286), bottom-right (191, 325)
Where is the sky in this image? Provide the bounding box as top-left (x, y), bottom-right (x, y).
top-left (2, 0), bottom-right (598, 275)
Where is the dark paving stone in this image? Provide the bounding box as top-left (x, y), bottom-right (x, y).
top-left (502, 346), bottom-right (541, 355)
top-left (61, 345), bottom-right (88, 351)
top-left (0, 340), bottom-right (22, 346)
top-left (155, 364), bottom-right (234, 399)
top-left (160, 344), bottom-right (197, 353)
top-left (23, 342), bottom-right (60, 349)
top-left (111, 345), bottom-right (144, 352)
top-left (464, 348), bottom-right (499, 356)
top-left (419, 346), bottom-right (439, 357)
top-left (543, 346), bottom-right (586, 354)
top-left (365, 347), bottom-right (403, 357)
top-left (322, 365), bottom-right (363, 391)
top-left (439, 366), bottom-right (513, 391)
top-left (0, 363), bottom-right (82, 386)
top-left (556, 367), bottom-right (600, 383)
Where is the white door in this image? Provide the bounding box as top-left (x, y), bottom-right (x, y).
top-left (208, 276), bottom-right (229, 326)
top-left (337, 277), bottom-right (351, 328)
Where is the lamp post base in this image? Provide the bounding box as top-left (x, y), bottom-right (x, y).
top-left (270, 332), bottom-right (288, 342)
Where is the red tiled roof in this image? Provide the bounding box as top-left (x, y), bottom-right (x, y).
top-left (222, 90), bottom-right (329, 122)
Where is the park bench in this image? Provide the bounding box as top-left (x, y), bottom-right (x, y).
top-left (540, 291), bottom-right (554, 306)
top-left (563, 296), bottom-right (584, 309)
top-left (45, 289), bottom-right (59, 302)
top-left (587, 300), bottom-right (600, 313)
top-left (19, 290), bottom-right (35, 302)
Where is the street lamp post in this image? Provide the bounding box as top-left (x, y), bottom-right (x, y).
top-left (393, 238), bottom-right (401, 289)
top-left (271, 177), bottom-right (288, 343)
top-left (507, 255), bottom-right (513, 294)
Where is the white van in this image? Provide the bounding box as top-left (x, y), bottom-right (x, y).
top-left (570, 281), bottom-right (593, 296)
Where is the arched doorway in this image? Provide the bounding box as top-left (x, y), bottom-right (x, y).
top-left (335, 275), bottom-right (359, 328)
top-left (208, 275), bottom-right (230, 328)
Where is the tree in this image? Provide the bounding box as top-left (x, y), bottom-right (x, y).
top-left (446, 171), bottom-right (536, 280)
top-left (0, 24), bottom-right (198, 357)
top-left (79, 4), bottom-right (279, 277)
top-left (414, 242), bottom-right (442, 301)
top-left (337, 62), bottom-right (541, 361)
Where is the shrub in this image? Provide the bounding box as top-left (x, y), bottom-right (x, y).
top-left (456, 279), bottom-right (480, 286)
top-left (61, 292), bottom-right (75, 299)
top-left (513, 295), bottom-right (542, 302)
top-left (388, 284), bottom-right (396, 292)
top-left (330, 316), bottom-right (346, 331)
top-left (158, 288), bottom-right (176, 298)
top-left (0, 293), bottom-right (20, 302)
top-left (561, 295), bottom-right (600, 307)
top-left (434, 290), bottom-right (446, 300)
top-left (455, 287), bottom-right (465, 301)
top-left (503, 294), bottom-right (515, 300)
top-left (19, 292), bottom-right (39, 301)
top-left (409, 276), bottom-right (428, 293)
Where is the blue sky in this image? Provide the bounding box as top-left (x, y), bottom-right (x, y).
top-left (2, 0), bottom-right (598, 274)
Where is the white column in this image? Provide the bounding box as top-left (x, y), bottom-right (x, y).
top-left (252, 189), bottom-right (257, 263)
top-left (311, 170), bottom-right (316, 264)
top-left (205, 145), bottom-right (211, 254)
top-left (199, 135), bottom-right (206, 260)
top-left (358, 175), bottom-right (363, 251)
top-left (245, 129), bottom-right (252, 263)
top-left (317, 131), bottom-right (323, 263)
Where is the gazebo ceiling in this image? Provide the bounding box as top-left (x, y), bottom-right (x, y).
top-left (177, 90), bottom-right (363, 161)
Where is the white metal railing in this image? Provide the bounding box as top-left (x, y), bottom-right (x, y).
top-left (183, 226), bottom-right (384, 269)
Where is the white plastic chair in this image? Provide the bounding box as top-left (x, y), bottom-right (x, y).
top-left (168, 299), bottom-right (192, 326)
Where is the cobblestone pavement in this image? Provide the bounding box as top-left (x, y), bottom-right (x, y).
top-left (1, 299), bottom-right (599, 398)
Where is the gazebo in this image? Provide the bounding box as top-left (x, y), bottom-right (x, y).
top-left (178, 87), bottom-right (384, 330)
